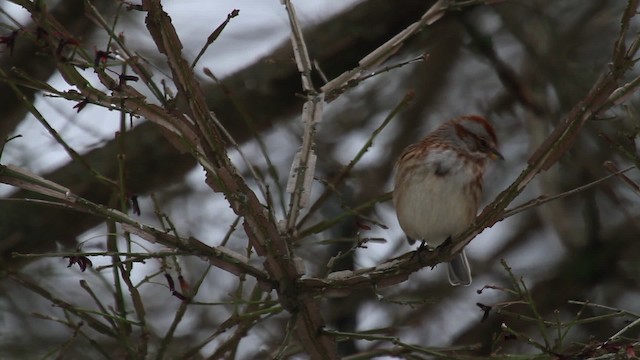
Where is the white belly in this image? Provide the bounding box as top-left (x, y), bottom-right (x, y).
top-left (393, 151), bottom-right (479, 247)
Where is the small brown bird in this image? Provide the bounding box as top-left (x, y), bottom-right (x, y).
top-left (393, 115), bottom-right (503, 286)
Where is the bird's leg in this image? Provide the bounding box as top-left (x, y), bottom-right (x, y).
top-left (417, 240), bottom-right (429, 252)
top-left (410, 239), bottom-right (429, 264)
top-left (423, 236), bottom-right (453, 270)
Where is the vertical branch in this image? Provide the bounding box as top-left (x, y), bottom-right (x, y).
top-left (278, 2), bottom-right (339, 358)
top-left (282, 0), bottom-right (323, 231)
top-left (282, 0), bottom-right (314, 93)
top-left (285, 96), bottom-right (322, 230)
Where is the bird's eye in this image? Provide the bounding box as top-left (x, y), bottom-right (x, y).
top-left (478, 138), bottom-right (489, 150)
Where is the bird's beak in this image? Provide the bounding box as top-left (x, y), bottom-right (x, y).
top-left (489, 147), bottom-right (504, 160)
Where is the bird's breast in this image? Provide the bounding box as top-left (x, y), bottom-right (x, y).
top-left (393, 150), bottom-right (482, 247)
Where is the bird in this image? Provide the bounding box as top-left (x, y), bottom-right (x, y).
top-left (393, 115), bottom-right (503, 286)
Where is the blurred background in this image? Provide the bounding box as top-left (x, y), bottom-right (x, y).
top-left (1, 0), bottom-right (640, 358)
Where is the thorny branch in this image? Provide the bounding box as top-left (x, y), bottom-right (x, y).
top-left (1, 0), bottom-right (638, 358)
top-left (142, 0), bottom-right (336, 358)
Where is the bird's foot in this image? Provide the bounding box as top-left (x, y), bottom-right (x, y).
top-left (410, 240), bottom-right (429, 264)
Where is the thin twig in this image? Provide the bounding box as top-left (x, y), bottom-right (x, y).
top-left (320, 0), bottom-right (506, 101)
top-left (203, 67), bottom-right (287, 214)
top-left (501, 165), bottom-right (635, 219)
top-left (191, 9), bottom-right (239, 69)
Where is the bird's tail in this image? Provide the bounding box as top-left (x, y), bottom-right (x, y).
top-left (447, 250), bottom-right (472, 286)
